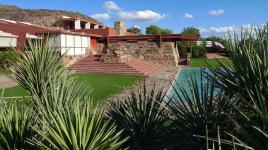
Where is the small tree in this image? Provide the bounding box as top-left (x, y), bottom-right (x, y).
top-left (127, 27), bottom-right (142, 34)
top-left (146, 25), bottom-right (173, 35)
top-left (146, 25), bottom-right (162, 34)
top-left (181, 27), bottom-right (200, 35)
top-left (161, 29), bottom-right (173, 34)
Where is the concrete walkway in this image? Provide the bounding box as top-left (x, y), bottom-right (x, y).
top-left (206, 53), bottom-right (227, 59)
top-left (0, 75), bottom-right (17, 89)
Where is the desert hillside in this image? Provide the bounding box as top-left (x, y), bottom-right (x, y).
top-left (0, 5), bottom-right (102, 27)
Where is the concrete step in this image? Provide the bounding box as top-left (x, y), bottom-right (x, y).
top-left (69, 56), bottom-right (163, 77)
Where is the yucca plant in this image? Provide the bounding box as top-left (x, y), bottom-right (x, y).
top-left (10, 40), bottom-right (127, 149)
top-left (34, 99), bottom-right (127, 150)
top-left (203, 25), bottom-right (268, 149)
top-left (11, 40), bottom-right (72, 108)
top-left (207, 24), bottom-right (268, 99)
top-left (227, 85), bottom-right (268, 149)
top-left (107, 83), bottom-right (168, 149)
top-left (0, 100), bottom-right (36, 149)
top-left (166, 72), bottom-right (233, 139)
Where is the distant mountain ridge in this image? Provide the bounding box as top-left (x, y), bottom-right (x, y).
top-left (0, 5), bottom-right (103, 28)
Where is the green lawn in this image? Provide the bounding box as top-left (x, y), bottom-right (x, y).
top-left (0, 74), bottom-right (142, 103)
top-left (191, 58), bottom-right (231, 67)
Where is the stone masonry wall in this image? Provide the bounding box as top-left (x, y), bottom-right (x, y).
top-left (101, 41), bottom-right (176, 66)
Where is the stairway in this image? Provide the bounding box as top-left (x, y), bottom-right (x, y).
top-left (126, 59), bottom-right (163, 76)
top-left (69, 55), bottom-right (163, 77)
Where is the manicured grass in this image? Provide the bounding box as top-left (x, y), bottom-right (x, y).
top-left (191, 58), bottom-right (231, 68)
top-left (75, 74), bottom-right (141, 103)
top-left (0, 74), bottom-right (142, 103)
top-left (0, 86), bottom-right (28, 97)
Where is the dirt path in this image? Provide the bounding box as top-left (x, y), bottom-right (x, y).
top-left (0, 75), bottom-right (17, 89)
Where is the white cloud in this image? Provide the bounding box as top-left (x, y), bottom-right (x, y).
top-left (210, 26), bottom-right (235, 33)
top-left (198, 28), bottom-right (208, 33)
top-left (91, 13), bottom-right (110, 20)
top-left (118, 10), bottom-right (166, 22)
top-left (184, 13), bottom-right (193, 19)
top-left (209, 9), bottom-right (224, 16)
top-left (134, 25), bottom-right (140, 29)
top-left (103, 1), bottom-right (120, 11)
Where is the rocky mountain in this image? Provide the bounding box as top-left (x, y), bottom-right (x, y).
top-left (0, 5), bottom-right (102, 27)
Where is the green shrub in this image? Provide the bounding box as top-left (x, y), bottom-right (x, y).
top-left (107, 84), bottom-right (168, 149)
top-left (0, 50), bottom-right (18, 70)
top-left (177, 41), bottom-right (188, 58)
top-left (192, 41), bottom-right (206, 58)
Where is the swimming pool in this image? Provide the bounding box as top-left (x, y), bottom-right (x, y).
top-left (166, 67), bottom-right (218, 103)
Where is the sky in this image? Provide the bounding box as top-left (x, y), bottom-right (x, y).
top-left (0, 0), bottom-right (267, 37)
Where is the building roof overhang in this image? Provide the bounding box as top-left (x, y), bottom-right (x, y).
top-left (102, 34), bottom-right (200, 43)
top-left (0, 30), bottom-right (18, 38)
top-left (36, 30), bottom-right (103, 38)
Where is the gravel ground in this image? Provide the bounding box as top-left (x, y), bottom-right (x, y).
top-left (105, 66), bottom-right (179, 105)
top-left (0, 75), bottom-right (17, 89)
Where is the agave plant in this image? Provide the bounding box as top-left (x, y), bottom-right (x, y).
top-left (207, 24), bottom-right (268, 99)
top-left (0, 100), bottom-right (36, 149)
top-left (107, 84), bottom-right (168, 149)
top-left (166, 71), bottom-right (233, 138)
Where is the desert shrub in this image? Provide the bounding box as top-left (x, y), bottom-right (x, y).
top-left (0, 50), bottom-right (18, 70)
top-left (192, 41), bottom-right (206, 58)
top-left (107, 84), bottom-right (168, 149)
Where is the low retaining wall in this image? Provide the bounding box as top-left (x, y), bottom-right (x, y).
top-left (101, 41), bottom-right (177, 66)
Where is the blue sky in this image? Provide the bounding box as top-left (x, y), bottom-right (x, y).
top-left (1, 0), bottom-right (267, 37)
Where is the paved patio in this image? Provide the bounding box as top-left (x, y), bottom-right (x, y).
top-left (206, 53), bottom-right (227, 59)
top-left (0, 75), bottom-right (17, 89)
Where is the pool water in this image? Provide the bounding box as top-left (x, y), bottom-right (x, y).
top-left (166, 67), bottom-right (218, 103)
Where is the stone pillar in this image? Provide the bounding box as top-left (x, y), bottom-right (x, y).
top-left (85, 22), bottom-right (91, 29)
top-left (114, 21), bottom-right (127, 36)
top-left (74, 20), bottom-right (81, 29)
